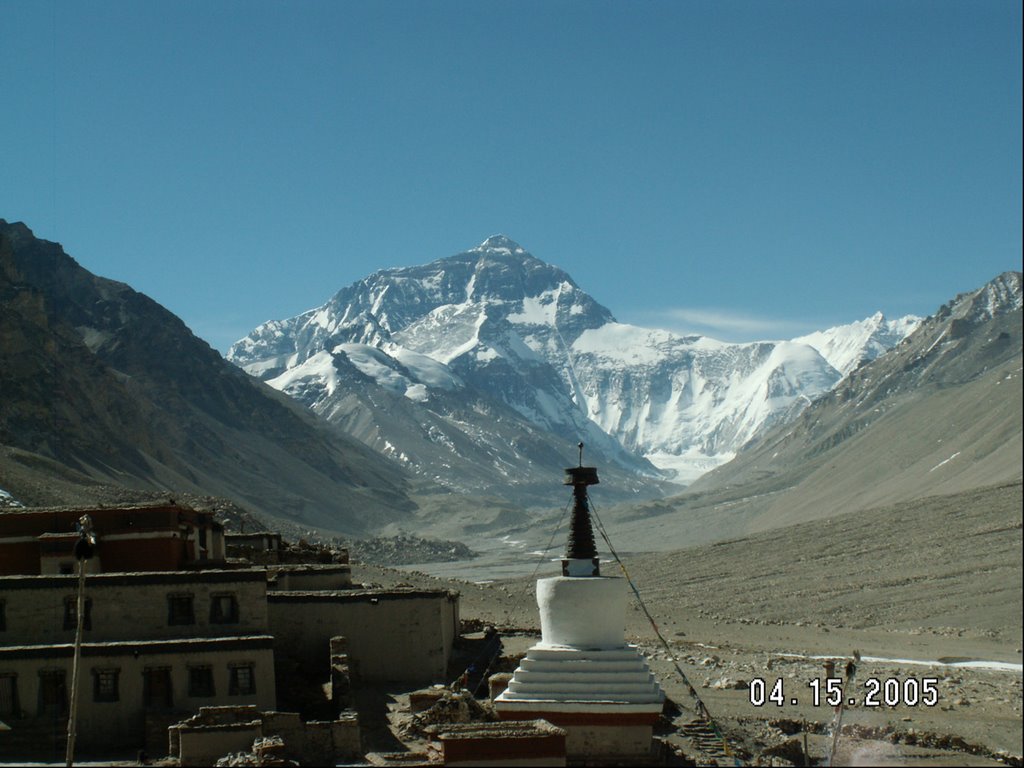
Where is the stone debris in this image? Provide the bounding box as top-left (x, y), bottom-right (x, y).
top-left (400, 689), bottom-right (497, 739)
top-left (347, 534), bottom-right (477, 566)
top-left (214, 736), bottom-right (298, 767)
top-left (706, 676), bottom-right (749, 690)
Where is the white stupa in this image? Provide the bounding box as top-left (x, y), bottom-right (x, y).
top-left (494, 453), bottom-right (666, 761)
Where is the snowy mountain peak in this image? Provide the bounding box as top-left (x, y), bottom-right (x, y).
top-left (946, 271), bottom-right (1023, 323)
top-left (473, 234), bottom-right (527, 254)
top-left (794, 312), bottom-right (921, 377)
top-left (229, 237), bottom-right (926, 487)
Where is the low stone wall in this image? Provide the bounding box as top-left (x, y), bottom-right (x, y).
top-left (175, 721), bottom-right (262, 765)
top-left (170, 705), bottom-right (361, 765)
top-left (270, 564), bottom-right (352, 591)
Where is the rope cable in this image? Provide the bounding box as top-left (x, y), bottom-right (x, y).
top-left (451, 497), bottom-right (573, 688)
top-left (517, 495), bottom-right (573, 609)
top-left (589, 496), bottom-right (741, 765)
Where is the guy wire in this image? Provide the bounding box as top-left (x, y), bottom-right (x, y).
top-left (588, 496), bottom-right (741, 765)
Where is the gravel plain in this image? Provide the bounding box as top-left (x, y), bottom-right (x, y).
top-left (355, 482), bottom-right (1023, 765)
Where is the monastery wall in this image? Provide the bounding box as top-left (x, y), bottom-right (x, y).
top-left (0, 570), bottom-right (269, 645)
top-left (0, 636), bottom-right (275, 755)
top-left (267, 589), bottom-right (459, 683)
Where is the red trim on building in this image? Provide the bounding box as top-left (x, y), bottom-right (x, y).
top-left (497, 710), bottom-right (660, 727)
top-left (440, 735), bottom-right (566, 762)
top-left (0, 503), bottom-right (223, 575)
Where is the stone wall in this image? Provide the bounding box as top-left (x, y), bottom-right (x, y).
top-left (267, 589), bottom-right (459, 683)
top-left (170, 706), bottom-right (360, 765)
top-left (270, 564), bottom-right (352, 591)
top-left (0, 637), bottom-right (275, 757)
top-left (0, 570), bottom-right (269, 645)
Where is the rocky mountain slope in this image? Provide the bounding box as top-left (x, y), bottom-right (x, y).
top-left (0, 219), bottom-right (419, 535)
top-left (230, 236), bottom-right (917, 489)
top-left (598, 271), bottom-right (1022, 551)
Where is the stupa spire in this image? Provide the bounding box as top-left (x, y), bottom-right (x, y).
top-left (562, 442), bottom-right (600, 577)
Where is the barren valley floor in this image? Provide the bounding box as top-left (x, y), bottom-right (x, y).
top-left (358, 482), bottom-right (1023, 765)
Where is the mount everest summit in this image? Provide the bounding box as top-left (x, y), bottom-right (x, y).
top-left (228, 236), bottom-right (920, 496)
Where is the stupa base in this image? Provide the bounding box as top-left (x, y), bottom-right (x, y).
top-left (496, 707), bottom-right (659, 762)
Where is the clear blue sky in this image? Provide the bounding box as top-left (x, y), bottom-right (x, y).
top-left (2, 0), bottom-right (1020, 351)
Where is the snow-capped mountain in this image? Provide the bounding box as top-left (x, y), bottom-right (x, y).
top-left (669, 270), bottom-right (1023, 535)
top-left (794, 312), bottom-right (921, 376)
top-left (229, 236), bottom-right (918, 487)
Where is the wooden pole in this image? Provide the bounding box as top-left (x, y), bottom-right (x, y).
top-left (65, 514), bottom-right (95, 768)
top-left (65, 556), bottom-right (86, 767)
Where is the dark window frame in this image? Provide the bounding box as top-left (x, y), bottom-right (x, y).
top-left (142, 666), bottom-right (173, 710)
top-left (37, 669), bottom-right (67, 718)
top-left (0, 598), bottom-right (6, 631)
top-left (228, 663), bottom-right (256, 696)
top-left (210, 593), bottom-right (239, 624)
top-left (187, 665), bottom-right (215, 698)
top-left (167, 593), bottom-right (195, 626)
top-left (63, 596), bottom-right (92, 631)
top-left (92, 668), bottom-right (120, 703)
top-left (0, 673), bottom-right (19, 718)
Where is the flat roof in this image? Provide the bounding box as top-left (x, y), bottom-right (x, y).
top-left (0, 568), bottom-right (268, 589)
top-left (267, 587), bottom-right (458, 603)
top-left (0, 635), bottom-right (276, 659)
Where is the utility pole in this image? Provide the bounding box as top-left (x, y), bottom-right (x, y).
top-left (65, 514), bottom-right (97, 768)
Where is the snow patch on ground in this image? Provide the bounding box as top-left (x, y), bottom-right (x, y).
top-left (405, 383), bottom-right (429, 403)
top-left (929, 452), bottom-right (961, 472)
top-left (644, 450), bottom-right (735, 484)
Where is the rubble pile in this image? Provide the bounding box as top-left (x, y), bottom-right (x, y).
top-left (400, 688), bottom-right (497, 739)
top-left (347, 534), bottom-right (477, 565)
top-left (214, 735), bottom-right (299, 767)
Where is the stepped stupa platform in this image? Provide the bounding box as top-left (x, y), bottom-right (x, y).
top-left (494, 450), bottom-right (665, 760)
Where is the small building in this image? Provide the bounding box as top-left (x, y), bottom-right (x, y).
top-left (225, 532), bottom-right (283, 564)
top-left (268, 587), bottom-right (460, 683)
top-left (0, 501), bottom-right (225, 575)
top-left (225, 531), bottom-right (282, 554)
top-left (269, 563), bottom-right (352, 591)
top-left (0, 568), bottom-right (275, 758)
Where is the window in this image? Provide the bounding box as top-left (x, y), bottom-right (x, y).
top-left (229, 664), bottom-right (255, 696)
top-left (210, 593), bottom-right (239, 624)
top-left (188, 665), bottom-right (215, 697)
top-left (92, 668), bottom-right (119, 703)
top-left (143, 667), bottom-right (173, 709)
top-left (167, 594), bottom-right (195, 625)
top-left (0, 674), bottom-right (18, 718)
top-left (0, 599), bottom-right (6, 631)
top-left (37, 670), bottom-right (67, 718)
top-left (63, 597), bottom-right (92, 631)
